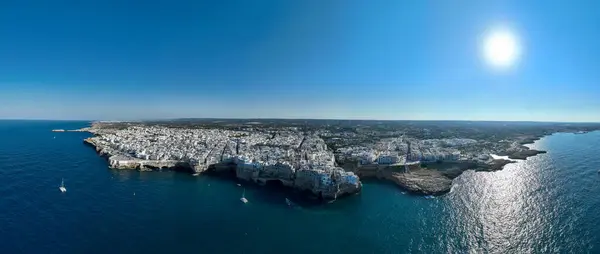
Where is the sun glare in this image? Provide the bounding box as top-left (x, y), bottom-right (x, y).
top-left (482, 28), bottom-right (520, 69)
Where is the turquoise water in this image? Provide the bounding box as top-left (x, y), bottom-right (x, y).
top-left (1, 120), bottom-right (599, 253)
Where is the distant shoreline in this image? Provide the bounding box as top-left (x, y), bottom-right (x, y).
top-left (5, 117), bottom-right (599, 124)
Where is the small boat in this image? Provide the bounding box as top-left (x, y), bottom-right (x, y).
top-left (192, 173), bottom-right (199, 176)
top-left (401, 192), bottom-right (406, 195)
top-left (424, 195), bottom-right (435, 199)
top-left (240, 188), bottom-right (248, 204)
top-left (237, 183), bottom-right (242, 187)
top-left (59, 178), bottom-right (67, 193)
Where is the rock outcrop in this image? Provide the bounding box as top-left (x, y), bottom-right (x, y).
top-left (351, 158), bottom-right (519, 195)
top-left (352, 164), bottom-right (452, 195)
top-left (84, 137), bottom-right (361, 201)
top-left (385, 169), bottom-right (452, 195)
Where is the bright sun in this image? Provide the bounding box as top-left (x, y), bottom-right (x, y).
top-left (482, 29), bottom-right (520, 69)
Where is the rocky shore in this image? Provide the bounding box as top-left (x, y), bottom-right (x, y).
top-left (351, 164), bottom-right (453, 195)
top-left (339, 132), bottom-right (550, 195)
top-left (367, 136), bottom-right (546, 195)
top-left (83, 137), bottom-right (361, 201)
top-left (499, 134), bottom-right (548, 159)
top-left (347, 158), bottom-right (517, 195)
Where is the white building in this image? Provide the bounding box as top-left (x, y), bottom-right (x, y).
top-left (377, 155), bottom-right (398, 165)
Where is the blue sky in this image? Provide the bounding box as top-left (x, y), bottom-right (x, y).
top-left (1, 0), bottom-right (599, 121)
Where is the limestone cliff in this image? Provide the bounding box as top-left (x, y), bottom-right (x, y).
top-left (84, 137), bottom-right (361, 201)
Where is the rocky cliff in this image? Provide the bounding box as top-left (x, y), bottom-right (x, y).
top-left (84, 137), bottom-right (361, 201)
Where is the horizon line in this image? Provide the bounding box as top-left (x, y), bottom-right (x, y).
top-left (2, 117), bottom-right (600, 124)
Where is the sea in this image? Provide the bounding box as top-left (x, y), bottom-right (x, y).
top-left (1, 120), bottom-right (599, 254)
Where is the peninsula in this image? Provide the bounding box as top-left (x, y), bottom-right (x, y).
top-left (74, 119), bottom-right (600, 199)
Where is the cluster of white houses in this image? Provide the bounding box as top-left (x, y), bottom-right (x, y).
top-left (338, 137), bottom-right (488, 166)
top-left (90, 126), bottom-right (360, 195)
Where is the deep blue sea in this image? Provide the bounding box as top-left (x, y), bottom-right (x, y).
top-left (1, 120), bottom-right (599, 253)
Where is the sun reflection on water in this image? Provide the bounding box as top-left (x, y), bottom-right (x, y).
top-left (440, 154), bottom-right (572, 253)
top-left (400, 133), bottom-right (600, 253)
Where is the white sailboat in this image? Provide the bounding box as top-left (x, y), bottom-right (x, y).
top-left (59, 178), bottom-right (67, 193)
top-left (240, 188), bottom-right (248, 204)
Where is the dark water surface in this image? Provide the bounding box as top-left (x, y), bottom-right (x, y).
top-left (1, 120), bottom-right (599, 253)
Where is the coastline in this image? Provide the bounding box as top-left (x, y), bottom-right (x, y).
top-left (73, 125), bottom-right (590, 197)
top-left (82, 135), bottom-right (362, 202)
top-left (420, 131), bottom-right (587, 194)
top-left (340, 132), bottom-right (557, 195)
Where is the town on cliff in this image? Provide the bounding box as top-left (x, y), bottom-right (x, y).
top-left (69, 119), bottom-right (600, 201)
